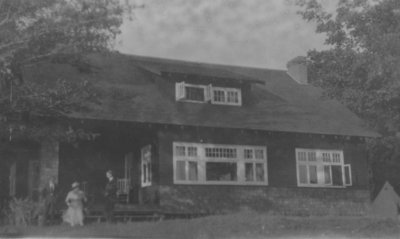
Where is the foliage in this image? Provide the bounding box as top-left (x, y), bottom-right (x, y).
top-left (0, 0), bottom-right (134, 62)
top-left (0, 0), bottom-right (135, 141)
top-left (7, 197), bottom-right (45, 226)
top-left (296, 0), bottom-right (400, 135)
top-left (296, 0), bottom-right (400, 190)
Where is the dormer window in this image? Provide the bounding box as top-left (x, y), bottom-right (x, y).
top-left (185, 85), bottom-right (205, 102)
top-left (175, 82), bottom-right (242, 106)
top-left (176, 82), bottom-right (211, 103)
top-left (212, 87), bottom-right (241, 105)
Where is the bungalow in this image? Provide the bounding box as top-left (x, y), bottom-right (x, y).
top-left (2, 53), bottom-right (378, 216)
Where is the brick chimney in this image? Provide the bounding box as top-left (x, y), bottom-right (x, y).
top-left (286, 56), bottom-right (308, 85)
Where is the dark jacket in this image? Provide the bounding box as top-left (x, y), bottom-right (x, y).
top-left (104, 178), bottom-right (117, 200)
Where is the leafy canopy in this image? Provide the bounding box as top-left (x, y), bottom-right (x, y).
top-left (296, 0), bottom-right (400, 193)
top-left (0, 0), bottom-right (135, 141)
top-left (296, 0), bottom-right (400, 135)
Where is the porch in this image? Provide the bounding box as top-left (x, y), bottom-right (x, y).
top-left (58, 122), bottom-right (157, 206)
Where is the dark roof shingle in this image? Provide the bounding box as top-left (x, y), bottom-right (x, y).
top-left (23, 53), bottom-right (378, 138)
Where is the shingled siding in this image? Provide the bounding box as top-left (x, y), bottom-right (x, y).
top-left (156, 127), bottom-right (371, 215)
top-left (158, 185), bottom-right (370, 216)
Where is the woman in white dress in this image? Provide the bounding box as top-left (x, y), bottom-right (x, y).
top-left (62, 182), bottom-right (87, 226)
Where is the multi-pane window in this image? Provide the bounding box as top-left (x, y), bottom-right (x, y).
top-left (296, 148), bottom-right (352, 188)
top-left (173, 142), bottom-right (268, 185)
top-left (188, 146), bottom-right (197, 157)
top-left (243, 148), bottom-right (266, 182)
top-left (176, 82), bottom-right (242, 106)
top-left (176, 146), bottom-right (185, 156)
top-left (205, 147), bottom-right (237, 158)
top-left (213, 90), bottom-right (225, 102)
top-left (176, 82), bottom-right (208, 102)
top-left (227, 91), bottom-right (239, 103)
top-left (212, 87), bottom-right (241, 106)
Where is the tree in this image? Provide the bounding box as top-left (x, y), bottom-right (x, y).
top-left (296, 0), bottom-right (400, 194)
top-left (0, 0), bottom-right (135, 142)
top-left (297, 0), bottom-right (400, 134)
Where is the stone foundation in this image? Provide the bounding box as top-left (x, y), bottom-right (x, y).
top-left (159, 185), bottom-right (371, 216)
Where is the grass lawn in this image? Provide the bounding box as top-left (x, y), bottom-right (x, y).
top-left (1, 211), bottom-right (400, 238)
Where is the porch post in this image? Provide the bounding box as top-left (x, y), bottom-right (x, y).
top-left (39, 140), bottom-right (59, 191)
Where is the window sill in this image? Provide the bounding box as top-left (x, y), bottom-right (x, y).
top-left (173, 181), bottom-right (269, 186)
top-left (297, 184), bottom-right (347, 188)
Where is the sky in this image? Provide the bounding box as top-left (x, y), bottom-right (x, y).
top-left (116, 0), bottom-right (334, 70)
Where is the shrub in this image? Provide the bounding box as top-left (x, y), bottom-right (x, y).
top-left (7, 197), bottom-right (45, 226)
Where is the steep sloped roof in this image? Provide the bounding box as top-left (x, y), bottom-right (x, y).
top-left (23, 53), bottom-right (378, 137)
top-left (134, 56), bottom-right (263, 84)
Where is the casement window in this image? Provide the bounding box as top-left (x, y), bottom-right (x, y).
top-left (175, 82), bottom-right (242, 106)
top-left (141, 145), bottom-right (152, 187)
top-left (212, 87), bottom-right (242, 106)
top-left (175, 82), bottom-right (211, 103)
top-left (173, 142), bottom-right (268, 185)
top-left (296, 148), bottom-right (352, 188)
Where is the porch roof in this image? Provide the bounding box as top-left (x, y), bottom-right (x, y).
top-left (23, 53), bottom-right (379, 138)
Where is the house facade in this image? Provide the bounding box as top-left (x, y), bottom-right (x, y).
top-left (2, 53), bottom-right (378, 216)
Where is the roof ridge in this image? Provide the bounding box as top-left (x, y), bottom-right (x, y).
top-left (117, 52), bottom-right (287, 73)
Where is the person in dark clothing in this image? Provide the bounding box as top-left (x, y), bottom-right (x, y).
top-left (41, 179), bottom-right (59, 225)
top-left (104, 170), bottom-right (117, 222)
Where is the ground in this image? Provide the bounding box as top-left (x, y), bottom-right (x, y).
top-left (1, 210), bottom-right (400, 238)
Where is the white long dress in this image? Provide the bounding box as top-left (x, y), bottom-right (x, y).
top-left (62, 189), bottom-right (86, 226)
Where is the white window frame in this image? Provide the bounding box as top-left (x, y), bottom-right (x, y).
top-left (344, 164), bottom-right (352, 186)
top-left (211, 87), bottom-right (242, 106)
top-left (175, 82), bottom-right (210, 103)
top-left (173, 142), bottom-right (268, 185)
top-left (141, 145), bottom-right (152, 187)
top-left (295, 148), bottom-right (352, 188)
top-left (175, 82), bottom-right (242, 106)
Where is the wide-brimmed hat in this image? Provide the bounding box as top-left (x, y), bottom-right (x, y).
top-left (71, 182), bottom-right (80, 188)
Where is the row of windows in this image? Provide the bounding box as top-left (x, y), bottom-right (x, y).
top-left (296, 149), bottom-right (352, 187)
top-left (173, 143), bottom-right (268, 185)
top-left (297, 151), bottom-right (342, 164)
top-left (173, 143), bottom-right (353, 188)
top-left (175, 82), bottom-right (242, 106)
top-left (175, 144), bottom-right (265, 160)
